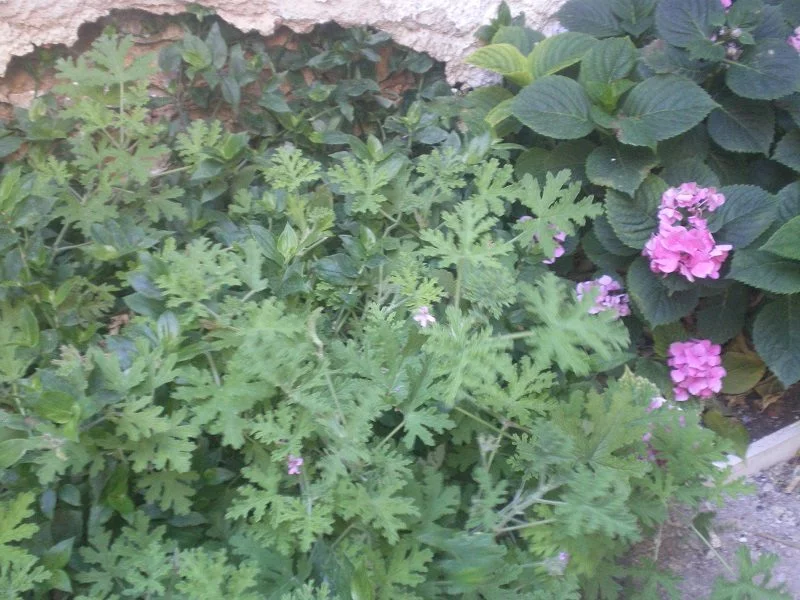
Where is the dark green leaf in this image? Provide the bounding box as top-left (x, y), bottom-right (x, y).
top-left (605, 176), bottom-right (667, 249)
top-left (528, 33), bottom-right (598, 79)
top-left (661, 159), bottom-right (720, 188)
top-left (655, 0), bottom-right (725, 48)
top-left (729, 249), bottom-right (800, 293)
top-left (586, 143), bottom-right (657, 195)
top-left (0, 135), bottom-right (22, 158)
top-left (181, 34), bottom-right (212, 70)
top-left (512, 75), bottom-right (594, 139)
top-left (721, 351), bottom-right (766, 395)
top-left (753, 296), bottom-right (800, 385)
top-left (703, 409), bottom-right (749, 457)
top-left (593, 214), bottom-right (639, 256)
top-left (761, 215), bottom-right (800, 260)
top-left (626, 256), bottom-right (699, 326)
top-left (706, 185), bottom-right (776, 248)
top-left (707, 95), bottom-right (775, 154)
top-left (579, 38), bottom-right (638, 108)
top-left (773, 130), bottom-right (800, 173)
top-left (616, 75), bottom-right (717, 147)
top-left (726, 40), bottom-right (800, 100)
top-left (612, 0), bottom-right (657, 36)
top-left (491, 26), bottom-right (543, 55)
top-left (206, 23), bottom-right (228, 70)
top-left (777, 182), bottom-right (800, 221)
top-left (557, 0), bottom-right (623, 38)
top-left (515, 139), bottom-right (595, 185)
top-left (696, 284), bottom-right (749, 344)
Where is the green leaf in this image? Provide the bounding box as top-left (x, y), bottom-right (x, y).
top-left (626, 257), bottom-right (699, 326)
top-left (512, 75), bottom-right (594, 139)
top-left (773, 130), bottom-right (800, 173)
top-left (616, 75), bottom-right (717, 147)
top-left (655, 0), bottom-right (725, 48)
top-left (41, 537), bottom-right (75, 570)
top-left (706, 185), bottom-right (776, 248)
top-left (557, 0), bottom-right (623, 38)
top-left (205, 22), bottom-right (228, 70)
top-left (703, 409), bottom-right (749, 458)
top-left (182, 34), bottom-right (212, 70)
top-left (753, 296), bottom-right (800, 386)
top-left (721, 351), bottom-right (766, 395)
top-left (612, 0), bottom-right (657, 35)
top-left (466, 44), bottom-right (532, 86)
top-left (707, 95), bottom-right (775, 154)
top-left (0, 135), bottom-right (22, 158)
top-left (729, 249), bottom-right (800, 294)
top-left (491, 26), bottom-right (543, 55)
top-left (586, 143), bottom-right (657, 196)
top-left (528, 33), bottom-right (598, 79)
top-left (661, 159), bottom-right (720, 188)
top-left (726, 40), bottom-right (800, 100)
top-left (777, 182), bottom-right (800, 221)
top-left (605, 176), bottom-right (666, 249)
top-left (579, 38), bottom-right (638, 108)
top-left (761, 215), bottom-right (800, 260)
top-left (0, 438), bottom-right (38, 469)
top-left (593, 214), bottom-right (639, 256)
top-left (696, 284), bottom-right (749, 344)
top-left (515, 139), bottom-right (595, 185)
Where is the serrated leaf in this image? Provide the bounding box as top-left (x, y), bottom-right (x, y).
top-left (491, 26), bottom-right (544, 55)
top-left (773, 130), bottom-right (800, 173)
top-left (586, 143), bottom-right (657, 195)
top-left (466, 44), bottom-right (532, 86)
top-left (721, 351), bottom-right (766, 395)
top-left (557, 0), bottom-right (623, 38)
top-left (512, 75), bottom-right (594, 139)
top-left (729, 249), bottom-right (800, 293)
top-left (696, 284), bottom-right (749, 344)
top-left (612, 0), bottom-right (657, 36)
top-left (528, 32), bottom-right (598, 79)
top-left (616, 75), bottom-right (717, 147)
top-left (761, 215), bottom-right (800, 260)
top-left (753, 296), bottom-right (800, 386)
top-left (706, 185), bottom-right (776, 248)
top-left (515, 139), bottom-right (595, 185)
top-left (726, 40), bottom-right (800, 100)
top-left (655, 0), bottom-right (725, 48)
top-left (605, 176), bottom-right (666, 249)
top-left (777, 182), bottom-right (800, 221)
top-left (661, 159), bottom-right (720, 188)
top-left (579, 37), bottom-right (638, 108)
top-left (707, 95), bottom-right (775, 154)
top-left (626, 257), bottom-right (699, 326)
top-left (593, 214), bottom-right (639, 256)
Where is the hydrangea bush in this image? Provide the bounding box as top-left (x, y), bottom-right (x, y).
top-left (1, 19), bottom-right (777, 600)
top-left (467, 0), bottom-right (800, 402)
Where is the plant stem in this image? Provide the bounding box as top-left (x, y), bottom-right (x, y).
top-left (205, 351), bottom-right (221, 387)
top-left (48, 222), bottom-right (71, 266)
top-left (377, 419), bottom-right (405, 449)
top-left (495, 518), bottom-right (556, 534)
top-left (691, 524), bottom-right (736, 577)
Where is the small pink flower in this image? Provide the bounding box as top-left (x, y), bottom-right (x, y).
top-left (542, 230), bottom-right (567, 265)
top-left (287, 454), bottom-right (304, 475)
top-left (788, 27), bottom-right (800, 52)
top-left (576, 276), bottom-right (630, 319)
top-left (667, 339), bottom-right (726, 401)
top-left (413, 306), bottom-right (436, 328)
top-left (720, 0), bottom-right (732, 8)
top-left (642, 432), bottom-right (653, 443)
top-left (647, 396), bottom-right (666, 413)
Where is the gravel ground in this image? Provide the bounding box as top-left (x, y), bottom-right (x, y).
top-left (632, 457), bottom-right (800, 598)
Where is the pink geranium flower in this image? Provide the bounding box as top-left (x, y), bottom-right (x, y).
top-left (789, 27), bottom-right (800, 52)
top-left (720, 0), bottom-right (732, 8)
top-left (667, 339), bottom-right (726, 401)
top-left (413, 306), bottom-right (436, 328)
top-left (575, 275), bottom-right (630, 319)
top-left (287, 454), bottom-right (304, 475)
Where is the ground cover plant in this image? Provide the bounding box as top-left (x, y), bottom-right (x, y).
top-left (467, 0), bottom-right (800, 417)
top-left (0, 9), bottom-right (791, 600)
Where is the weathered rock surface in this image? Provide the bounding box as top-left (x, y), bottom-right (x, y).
top-left (0, 0), bottom-right (565, 85)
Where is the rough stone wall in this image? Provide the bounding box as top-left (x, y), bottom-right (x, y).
top-left (0, 0), bottom-right (565, 86)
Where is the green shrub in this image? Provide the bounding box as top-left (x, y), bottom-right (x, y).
top-left (467, 0), bottom-right (800, 394)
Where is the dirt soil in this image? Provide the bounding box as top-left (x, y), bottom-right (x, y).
top-left (636, 457), bottom-right (800, 599)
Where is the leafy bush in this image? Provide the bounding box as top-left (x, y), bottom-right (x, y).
top-left (0, 18), bottom-right (762, 599)
top-left (467, 0), bottom-right (800, 393)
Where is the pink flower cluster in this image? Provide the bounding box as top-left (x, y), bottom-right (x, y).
top-left (413, 306), bottom-right (436, 328)
top-left (643, 183), bottom-right (732, 282)
top-left (720, 0), bottom-right (731, 8)
top-left (667, 339), bottom-right (726, 401)
top-left (287, 454), bottom-right (304, 475)
top-left (518, 216), bottom-right (567, 264)
top-left (788, 27), bottom-right (800, 52)
top-left (575, 275), bottom-right (631, 319)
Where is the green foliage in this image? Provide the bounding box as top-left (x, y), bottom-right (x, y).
top-left (466, 0), bottom-right (800, 388)
top-left (0, 15), bottom-right (751, 600)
